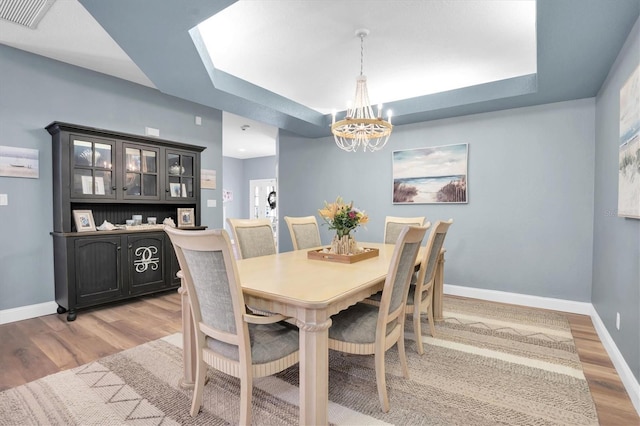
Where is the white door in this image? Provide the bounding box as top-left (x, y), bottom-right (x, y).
top-left (249, 178), bottom-right (277, 245)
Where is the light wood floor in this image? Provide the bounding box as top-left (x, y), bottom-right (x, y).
top-left (0, 292), bottom-right (638, 425)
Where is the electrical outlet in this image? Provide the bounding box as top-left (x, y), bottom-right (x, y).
top-left (207, 199), bottom-right (216, 207)
top-left (0, 194), bottom-right (7, 206)
top-left (616, 312), bottom-right (620, 330)
top-left (195, 116), bottom-right (202, 125)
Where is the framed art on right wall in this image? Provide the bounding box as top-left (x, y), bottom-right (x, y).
top-left (618, 64), bottom-right (640, 219)
top-left (392, 143), bottom-right (468, 204)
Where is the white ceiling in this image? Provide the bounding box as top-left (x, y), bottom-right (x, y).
top-left (0, 0), bottom-right (535, 159)
top-left (198, 1), bottom-right (536, 114)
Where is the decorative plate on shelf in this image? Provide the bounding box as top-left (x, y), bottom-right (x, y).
top-left (169, 165), bottom-right (185, 175)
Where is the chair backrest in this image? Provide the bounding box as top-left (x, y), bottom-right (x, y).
top-left (165, 227), bottom-right (247, 352)
top-left (284, 216), bottom-right (322, 250)
top-left (227, 218), bottom-right (276, 259)
top-left (384, 216), bottom-right (426, 244)
top-left (415, 219), bottom-right (453, 291)
top-left (378, 225), bottom-right (428, 323)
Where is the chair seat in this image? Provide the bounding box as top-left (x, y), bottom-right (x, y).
top-left (329, 303), bottom-right (397, 344)
top-left (207, 322), bottom-right (299, 364)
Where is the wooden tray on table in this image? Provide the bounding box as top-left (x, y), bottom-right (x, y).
top-left (307, 247), bottom-right (379, 264)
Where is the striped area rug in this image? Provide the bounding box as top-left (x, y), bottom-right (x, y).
top-left (0, 296), bottom-right (598, 425)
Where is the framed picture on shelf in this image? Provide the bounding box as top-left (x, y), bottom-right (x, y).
top-left (81, 175), bottom-right (93, 194)
top-left (170, 182), bottom-right (181, 197)
top-left (94, 176), bottom-right (105, 195)
top-left (73, 210), bottom-right (96, 232)
top-left (177, 208), bottom-right (195, 227)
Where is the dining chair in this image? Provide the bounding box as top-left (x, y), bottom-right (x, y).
top-left (284, 215), bottom-right (322, 250)
top-left (407, 219), bottom-right (453, 353)
top-left (164, 227), bottom-right (299, 424)
top-left (367, 219), bottom-right (452, 353)
top-left (227, 218), bottom-right (276, 259)
top-left (328, 225), bottom-right (428, 413)
top-left (383, 216), bottom-right (426, 244)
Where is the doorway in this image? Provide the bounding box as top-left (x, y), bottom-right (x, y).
top-left (249, 178), bottom-right (277, 246)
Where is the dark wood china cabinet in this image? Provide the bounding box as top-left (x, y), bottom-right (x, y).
top-left (46, 122), bottom-right (205, 320)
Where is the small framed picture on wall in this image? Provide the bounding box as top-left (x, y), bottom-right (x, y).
top-left (177, 208), bottom-right (195, 227)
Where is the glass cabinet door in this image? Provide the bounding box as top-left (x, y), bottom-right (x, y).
top-left (166, 151), bottom-right (196, 200)
top-left (72, 137), bottom-right (115, 199)
top-left (122, 144), bottom-right (159, 200)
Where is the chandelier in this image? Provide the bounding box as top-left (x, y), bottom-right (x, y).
top-left (331, 29), bottom-right (392, 152)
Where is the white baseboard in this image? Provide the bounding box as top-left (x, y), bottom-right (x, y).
top-left (444, 284), bottom-right (593, 314)
top-left (0, 301), bottom-right (58, 325)
top-left (589, 305), bottom-right (640, 415)
top-left (444, 283), bottom-right (640, 416)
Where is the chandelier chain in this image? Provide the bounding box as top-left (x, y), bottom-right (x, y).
top-left (360, 33), bottom-right (364, 76)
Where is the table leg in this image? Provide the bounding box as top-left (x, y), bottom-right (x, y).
top-left (297, 317), bottom-right (332, 426)
top-left (433, 249), bottom-right (446, 321)
top-left (178, 282), bottom-right (196, 389)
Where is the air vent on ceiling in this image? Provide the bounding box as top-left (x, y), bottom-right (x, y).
top-left (0, 0), bottom-right (55, 29)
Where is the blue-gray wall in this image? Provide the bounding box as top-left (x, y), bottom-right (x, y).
top-left (0, 45), bottom-right (224, 311)
top-left (222, 156), bottom-right (243, 235)
top-left (279, 99), bottom-right (596, 303)
top-left (593, 17), bottom-right (640, 383)
top-left (244, 156), bottom-right (276, 188)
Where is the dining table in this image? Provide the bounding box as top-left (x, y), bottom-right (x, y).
top-left (178, 241), bottom-right (446, 425)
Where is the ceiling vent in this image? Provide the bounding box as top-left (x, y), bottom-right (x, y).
top-left (0, 0), bottom-right (55, 29)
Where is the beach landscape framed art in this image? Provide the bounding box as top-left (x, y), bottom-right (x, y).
top-left (618, 64), bottom-right (640, 219)
top-left (392, 143), bottom-right (468, 204)
top-left (0, 146), bottom-right (39, 179)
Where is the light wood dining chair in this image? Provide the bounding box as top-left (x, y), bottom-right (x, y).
top-left (384, 216), bottom-right (426, 244)
top-left (227, 218), bottom-right (276, 259)
top-left (328, 225), bottom-right (428, 413)
top-left (407, 219), bottom-right (453, 353)
top-left (284, 215), bottom-right (322, 250)
top-left (368, 219), bottom-right (452, 353)
top-left (165, 227), bottom-right (299, 424)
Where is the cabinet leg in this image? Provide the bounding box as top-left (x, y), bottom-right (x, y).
top-left (66, 310), bottom-right (77, 321)
top-left (56, 305), bottom-right (67, 315)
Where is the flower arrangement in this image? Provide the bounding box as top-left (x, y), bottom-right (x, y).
top-left (318, 196), bottom-right (369, 238)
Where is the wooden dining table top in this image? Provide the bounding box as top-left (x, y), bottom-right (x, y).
top-left (235, 242), bottom-right (422, 309)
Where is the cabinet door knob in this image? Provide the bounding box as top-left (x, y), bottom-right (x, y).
top-left (117, 246), bottom-right (121, 251)
top-left (111, 186), bottom-right (117, 190)
top-left (123, 187), bottom-right (128, 191)
top-left (128, 244), bottom-right (133, 249)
